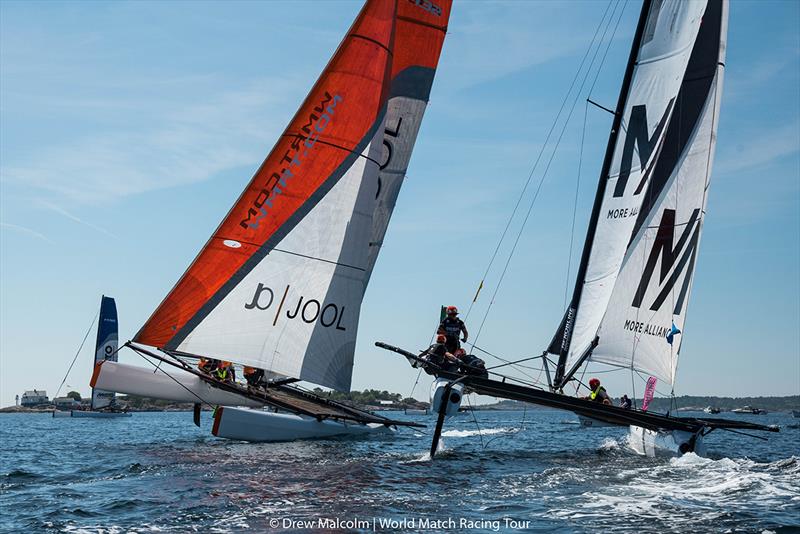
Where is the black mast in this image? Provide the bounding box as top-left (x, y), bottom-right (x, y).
top-left (549, 0), bottom-right (654, 388)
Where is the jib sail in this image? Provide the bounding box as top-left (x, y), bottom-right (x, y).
top-left (91, 295), bottom-right (119, 410)
top-left (365, 0), bottom-right (451, 282)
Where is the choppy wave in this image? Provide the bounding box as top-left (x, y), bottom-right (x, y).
top-left (1, 410), bottom-right (798, 533)
top-left (441, 427), bottom-right (513, 438)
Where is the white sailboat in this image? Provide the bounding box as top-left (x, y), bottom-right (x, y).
top-left (55, 296), bottom-right (131, 418)
top-left (379, 0), bottom-right (779, 457)
top-left (90, 0), bottom-right (452, 441)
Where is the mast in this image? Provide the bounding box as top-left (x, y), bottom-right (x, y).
top-left (550, 0), bottom-right (653, 387)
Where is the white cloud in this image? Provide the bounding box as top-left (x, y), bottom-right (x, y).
top-left (716, 122), bottom-right (800, 174)
top-left (0, 222), bottom-right (52, 243)
top-left (0, 76), bottom-right (300, 205)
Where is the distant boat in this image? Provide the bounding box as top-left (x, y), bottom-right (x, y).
top-left (703, 406), bottom-right (720, 414)
top-left (54, 296), bottom-right (131, 419)
top-left (404, 408), bottom-right (428, 416)
top-left (731, 406), bottom-right (766, 415)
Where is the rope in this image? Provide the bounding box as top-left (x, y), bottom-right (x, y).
top-left (131, 346), bottom-right (215, 409)
top-left (462, 0), bottom-right (617, 323)
top-left (468, 0), bottom-right (627, 353)
top-left (55, 310), bottom-right (99, 399)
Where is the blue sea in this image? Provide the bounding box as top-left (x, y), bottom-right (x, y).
top-left (1, 410), bottom-right (798, 533)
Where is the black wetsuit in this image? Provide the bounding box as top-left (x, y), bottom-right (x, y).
top-left (244, 368), bottom-right (265, 387)
top-left (439, 317), bottom-right (465, 353)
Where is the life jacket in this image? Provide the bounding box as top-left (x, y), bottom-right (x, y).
top-left (590, 385), bottom-right (606, 401)
top-left (214, 363), bottom-right (231, 380)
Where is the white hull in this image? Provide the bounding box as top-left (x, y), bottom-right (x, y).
top-left (577, 415), bottom-right (618, 428)
top-left (91, 360), bottom-right (263, 407)
top-left (430, 378), bottom-right (464, 417)
top-left (628, 425), bottom-right (705, 457)
top-left (212, 406), bottom-right (393, 442)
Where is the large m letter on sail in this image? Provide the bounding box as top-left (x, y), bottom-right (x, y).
top-left (632, 208), bottom-right (701, 314)
top-left (614, 98), bottom-right (675, 198)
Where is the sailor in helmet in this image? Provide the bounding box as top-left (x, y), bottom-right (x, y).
top-left (438, 305), bottom-right (468, 354)
top-left (583, 377), bottom-right (612, 405)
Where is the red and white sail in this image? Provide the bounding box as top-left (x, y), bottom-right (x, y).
top-left (550, 0), bottom-right (708, 380)
top-left (134, 0), bottom-right (451, 392)
top-left (592, 1), bottom-right (728, 384)
top-left (366, 0), bottom-right (451, 281)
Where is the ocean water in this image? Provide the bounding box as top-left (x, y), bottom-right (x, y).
top-left (1, 410), bottom-right (798, 533)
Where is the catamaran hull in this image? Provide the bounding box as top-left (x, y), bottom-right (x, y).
top-left (431, 377), bottom-right (464, 417)
top-left (628, 425), bottom-right (706, 457)
top-left (211, 407), bottom-right (393, 442)
top-left (53, 409), bottom-right (131, 418)
top-left (91, 360), bottom-right (264, 407)
top-left (577, 415), bottom-right (618, 428)
top-left (69, 411), bottom-right (132, 418)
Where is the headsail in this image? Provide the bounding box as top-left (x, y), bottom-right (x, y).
top-left (91, 295), bottom-right (119, 410)
top-left (365, 0), bottom-right (452, 281)
top-left (590, 0), bottom-right (728, 384)
top-left (134, 0), bottom-right (397, 391)
top-left (549, 0), bottom-right (709, 386)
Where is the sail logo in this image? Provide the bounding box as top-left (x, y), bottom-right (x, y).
top-left (632, 208), bottom-right (701, 314)
top-left (240, 92), bottom-right (343, 230)
top-left (407, 0), bottom-right (442, 16)
top-left (245, 283), bottom-right (347, 331)
top-left (614, 98), bottom-right (675, 198)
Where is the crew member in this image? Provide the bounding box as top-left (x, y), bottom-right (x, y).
top-left (454, 348), bottom-right (488, 378)
top-left (420, 334), bottom-right (459, 374)
top-left (214, 361), bottom-right (235, 383)
top-left (583, 377), bottom-right (611, 405)
top-left (620, 394), bottom-right (633, 409)
top-left (438, 306), bottom-right (468, 354)
top-left (198, 358), bottom-right (219, 374)
top-left (243, 366), bottom-right (265, 388)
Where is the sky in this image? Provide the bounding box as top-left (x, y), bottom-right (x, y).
top-left (1, 0), bottom-right (798, 408)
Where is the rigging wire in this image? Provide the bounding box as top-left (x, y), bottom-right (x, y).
top-left (469, 0), bottom-right (628, 354)
top-left (55, 310), bottom-right (99, 399)
top-left (462, 0), bottom-right (618, 323)
top-left (131, 346), bottom-right (215, 409)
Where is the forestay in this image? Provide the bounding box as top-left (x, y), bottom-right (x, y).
top-left (91, 296), bottom-right (119, 410)
top-left (550, 0), bottom-right (708, 382)
top-left (591, 0), bottom-right (728, 384)
top-left (133, 0), bottom-right (451, 392)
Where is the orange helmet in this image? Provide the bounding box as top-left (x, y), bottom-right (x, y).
top-left (243, 366), bottom-right (256, 375)
top-left (446, 306), bottom-right (458, 315)
top-left (436, 334), bottom-right (447, 344)
top-left (589, 378), bottom-right (600, 389)
top-left (219, 361), bottom-right (232, 368)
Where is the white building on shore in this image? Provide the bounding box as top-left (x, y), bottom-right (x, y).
top-left (20, 390), bottom-right (49, 407)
